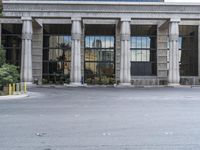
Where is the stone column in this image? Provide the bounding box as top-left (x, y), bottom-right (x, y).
top-left (119, 18), bottom-right (131, 86)
top-left (70, 17), bottom-right (82, 86)
top-left (21, 16), bottom-right (33, 84)
top-left (168, 18), bottom-right (180, 86)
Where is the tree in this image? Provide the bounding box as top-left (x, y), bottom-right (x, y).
top-left (0, 46), bottom-right (20, 88)
top-left (0, 64), bottom-right (20, 87)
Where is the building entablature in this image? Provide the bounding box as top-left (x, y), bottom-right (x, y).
top-left (2, 1), bottom-right (200, 19)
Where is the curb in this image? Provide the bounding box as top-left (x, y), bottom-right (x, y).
top-left (36, 84), bottom-right (200, 89)
top-left (0, 94), bottom-right (28, 100)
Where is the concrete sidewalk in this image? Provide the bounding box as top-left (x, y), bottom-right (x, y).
top-left (0, 94), bottom-right (28, 100)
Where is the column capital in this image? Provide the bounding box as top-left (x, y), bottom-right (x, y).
top-left (71, 18), bottom-right (82, 40)
top-left (169, 19), bottom-right (179, 41)
top-left (21, 16), bottom-right (32, 21)
top-left (170, 18), bottom-right (181, 23)
top-left (22, 17), bottom-right (33, 40)
top-left (71, 17), bottom-right (82, 21)
top-left (120, 20), bottom-right (131, 41)
top-left (120, 17), bottom-right (131, 22)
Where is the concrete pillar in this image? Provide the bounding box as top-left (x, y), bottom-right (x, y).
top-left (70, 17), bottom-right (82, 86)
top-left (119, 18), bottom-right (131, 86)
top-left (21, 16), bottom-right (33, 84)
top-left (168, 18), bottom-right (180, 86)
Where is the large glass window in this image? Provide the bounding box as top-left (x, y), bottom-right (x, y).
top-left (1, 24), bottom-right (22, 67)
top-left (43, 24), bottom-right (71, 84)
top-left (85, 36), bottom-right (115, 84)
top-left (179, 26), bottom-right (198, 76)
top-left (130, 25), bottom-right (157, 76)
top-left (84, 24), bottom-right (115, 85)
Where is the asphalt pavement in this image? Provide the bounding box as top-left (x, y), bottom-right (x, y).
top-left (0, 87), bottom-right (200, 150)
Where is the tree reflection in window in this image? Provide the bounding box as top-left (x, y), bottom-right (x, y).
top-left (43, 34), bottom-right (71, 84)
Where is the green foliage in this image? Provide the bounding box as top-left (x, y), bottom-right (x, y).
top-left (86, 76), bottom-right (115, 85)
top-left (0, 46), bottom-right (6, 67)
top-left (0, 64), bottom-right (20, 87)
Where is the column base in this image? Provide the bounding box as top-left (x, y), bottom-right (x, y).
top-left (117, 83), bottom-right (132, 87)
top-left (168, 83), bottom-right (181, 87)
top-left (66, 82), bottom-right (83, 87)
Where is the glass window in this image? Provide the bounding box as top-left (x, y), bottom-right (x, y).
top-left (1, 24), bottom-right (22, 68)
top-left (179, 26), bottom-right (198, 76)
top-left (84, 35), bottom-right (115, 84)
top-left (130, 25), bottom-right (157, 76)
top-left (43, 24), bottom-right (71, 84)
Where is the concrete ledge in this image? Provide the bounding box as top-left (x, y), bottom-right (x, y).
top-left (167, 83), bottom-right (181, 87)
top-left (0, 94), bottom-right (28, 100)
top-left (116, 83), bottom-right (132, 88)
top-left (36, 84), bottom-right (200, 89)
top-left (64, 83), bottom-right (86, 87)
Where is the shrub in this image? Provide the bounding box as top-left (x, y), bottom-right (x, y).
top-left (109, 78), bottom-right (116, 85)
top-left (0, 64), bottom-right (20, 87)
top-left (42, 79), bottom-right (49, 84)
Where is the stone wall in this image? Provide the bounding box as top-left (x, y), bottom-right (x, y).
top-left (115, 21), bottom-right (121, 83)
top-left (157, 24), bottom-right (168, 85)
top-left (32, 22), bottom-right (43, 84)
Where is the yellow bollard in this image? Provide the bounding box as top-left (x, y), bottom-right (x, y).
top-left (24, 82), bottom-right (27, 94)
top-left (13, 83), bottom-right (15, 94)
top-left (8, 84), bottom-right (12, 95)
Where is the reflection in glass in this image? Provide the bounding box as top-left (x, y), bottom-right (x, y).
top-left (84, 36), bottom-right (115, 84)
top-left (2, 24), bottom-right (22, 68)
top-left (85, 36), bottom-right (114, 48)
top-left (43, 24), bottom-right (72, 84)
top-left (130, 25), bottom-right (157, 76)
top-left (179, 26), bottom-right (198, 76)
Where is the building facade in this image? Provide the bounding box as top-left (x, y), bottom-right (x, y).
top-left (1, 0), bottom-right (200, 86)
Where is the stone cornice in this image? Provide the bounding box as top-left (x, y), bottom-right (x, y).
top-left (3, 1), bottom-right (200, 13)
top-left (2, 1), bottom-right (200, 19)
top-left (3, 1), bottom-right (200, 6)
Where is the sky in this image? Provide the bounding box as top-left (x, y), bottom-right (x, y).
top-left (166, 0), bottom-right (200, 2)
